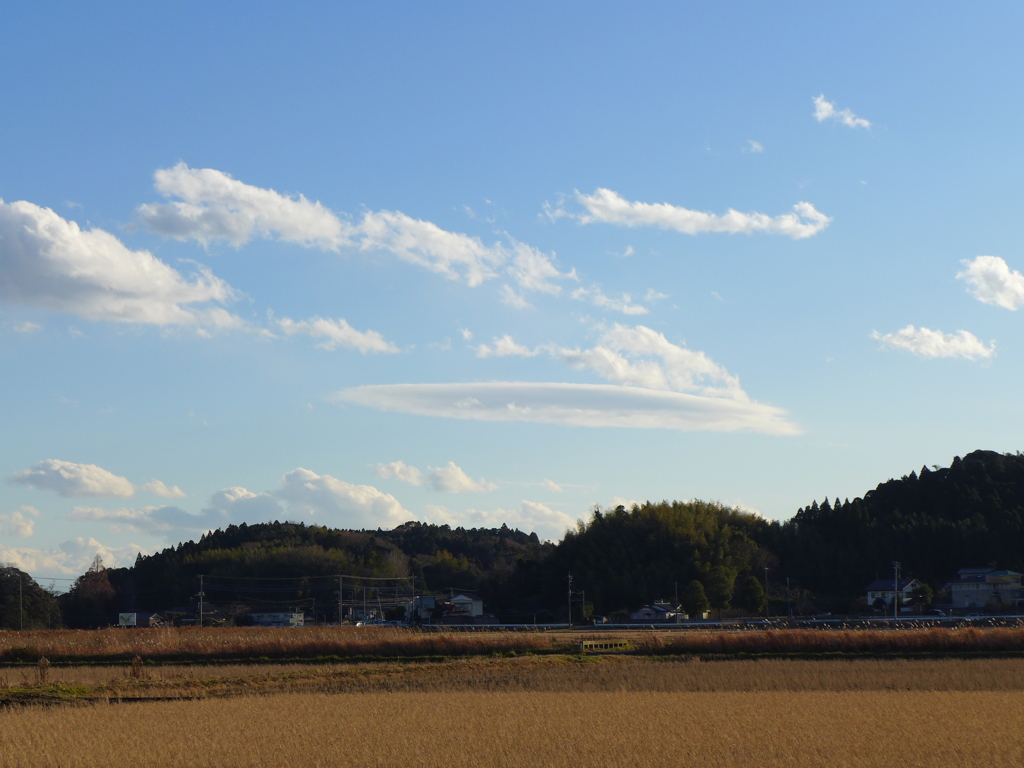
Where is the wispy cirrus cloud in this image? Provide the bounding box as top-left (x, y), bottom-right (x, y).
top-left (547, 188), bottom-right (830, 239)
top-left (0, 200), bottom-right (240, 328)
top-left (957, 255), bottom-right (1024, 310)
top-left (872, 325), bottom-right (995, 360)
top-left (813, 95), bottom-right (871, 129)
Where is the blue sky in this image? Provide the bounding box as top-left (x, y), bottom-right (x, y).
top-left (3, 3), bottom-right (1024, 580)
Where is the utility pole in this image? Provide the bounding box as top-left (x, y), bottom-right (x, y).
top-left (19, 572), bottom-right (24, 631)
top-left (197, 575), bottom-right (204, 628)
top-left (892, 561), bottom-right (901, 622)
top-left (786, 577), bottom-right (792, 619)
top-left (567, 572), bottom-right (573, 628)
top-left (338, 575), bottom-right (343, 625)
top-left (764, 567), bottom-right (770, 619)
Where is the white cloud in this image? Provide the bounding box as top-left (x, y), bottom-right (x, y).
top-left (499, 284), bottom-right (531, 309)
top-left (334, 381), bottom-right (798, 434)
top-left (871, 325), bottom-right (995, 360)
top-left (141, 479), bottom-right (187, 499)
top-left (338, 323), bottom-right (796, 434)
top-left (137, 163), bottom-right (350, 250)
top-left (813, 95), bottom-right (871, 129)
top-left (9, 460), bottom-right (135, 498)
top-left (572, 286), bottom-right (649, 315)
top-left (139, 165), bottom-right (574, 295)
top-left (0, 537), bottom-right (141, 576)
top-left (541, 479), bottom-right (563, 493)
top-left (275, 468), bottom-right (410, 528)
top-left (475, 334), bottom-right (540, 358)
top-left (426, 500), bottom-right (575, 541)
top-left (505, 239), bottom-right (576, 294)
top-left (427, 462), bottom-right (497, 493)
top-left (13, 321), bottom-right (41, 333)
top-left (467, 501), bottom-right (575, 540)
top-left (0, 199), bottom-right (240, 327)
top-left (745, 140), bottom-right (764, 153)
top-left (373, 460), bottom-right (424, 486)
top-left (460, 328), bottom-right (473, 340)
top-left (205, 487), bottom-right (283, 521)
top-left (557, 324), bottom-right (747, 400)
top-left (356, 214), bottom-right (574, 293)
top-left (957, 255), bottom-right (1024, 310)
top-left (356, 209), bottom-right (503, 287)
top-left (68, 504), bottom-right (227, 538)
top-left (0, 506), bottom-right (38, 538)
top-left (554, 189), bottom-right (830, 239)
top-left (644, 289), bottom-right (668, 302)
top-left (275, 315), bottom-right (400, 353)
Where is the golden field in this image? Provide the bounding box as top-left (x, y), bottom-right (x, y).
top-left (3, 688), bottom-right (1024, 767)
top-left (4, 624), bottom-right (1024, 664)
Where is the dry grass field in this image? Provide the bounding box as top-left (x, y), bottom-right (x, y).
top-left (8, 655), bottom-right (1024, 699)
top-left (3, 689), bottom-right (1024, 767)
top-left (5, 624), bottom-right (1024, 664)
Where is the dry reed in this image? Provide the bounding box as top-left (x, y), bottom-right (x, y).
top-left (3, 689), bottom-right (1024, 767)
top-left (4, 625), bottom-right (1024, 667)
top-left (7, 656), bottom-right (1024, 700)
top-left (0, 626), bottom-right (553, 663)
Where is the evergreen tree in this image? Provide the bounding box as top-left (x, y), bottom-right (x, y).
top-left (682, 580), bottom-right (709, 619)
top-left (735, 574), bottom-right (767, 615)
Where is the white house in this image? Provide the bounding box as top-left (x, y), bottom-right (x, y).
top-left (449, 594), bottom-right (483, 618)
top-left (950, 568), bottom-right (1023, 609)
top-left (866, 578), bottom-right (921, 612)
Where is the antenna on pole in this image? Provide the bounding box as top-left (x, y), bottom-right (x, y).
top-left (764, 567), bottom-right (770, 619)
top-left (892, 561), bottom-right (901, 622)
top-left (567, 572), bottom-right (573, 628)
top-left (197, 575), bottom-right (205, 628)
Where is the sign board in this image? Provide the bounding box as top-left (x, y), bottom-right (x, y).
top-left (118, 612), bottom-right (137, 627)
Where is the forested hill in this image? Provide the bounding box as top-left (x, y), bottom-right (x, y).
top-left (86, 521), bottom-right (551, 623)
top-left (763, 450), bottom-right (1024, 605)
top-left (46, 448), bottom-right (1024, 626)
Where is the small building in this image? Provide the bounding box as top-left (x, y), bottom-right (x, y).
top-left (412, 595), bottom-right (435, 621)
top-left (249, 611), bottom-right (305, 627)
top-left (448, 594), bottom-right (483, 618)
top-left (866, 578), bottom-right (922, 612)
top-left (629, 600), bottom-right (700, 622)
top-left (950, 568), bottom-right (1023, 609)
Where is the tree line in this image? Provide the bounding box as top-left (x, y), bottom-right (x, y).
top-left (5, 449), bottom-right (1023, 627)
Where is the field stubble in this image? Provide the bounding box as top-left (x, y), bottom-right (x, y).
top-left (2, 689), bottom-right (1024, 768)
